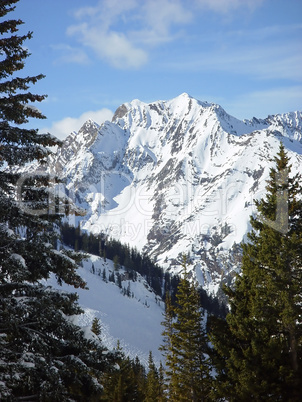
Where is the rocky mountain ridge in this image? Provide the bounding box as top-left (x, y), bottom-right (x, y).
top-left (48, 93), bottom-right (302, 294)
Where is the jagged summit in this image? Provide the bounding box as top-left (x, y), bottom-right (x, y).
top-left (81, 119), bottom-right (101, 133)
top-left (110, 93), bottom-right (276, 142)
top-left (49, 94), bottom-right (302, 293)
top-left (112, 104), bottom-right (128, 122)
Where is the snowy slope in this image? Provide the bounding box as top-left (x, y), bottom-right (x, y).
top-left (48, 93), bottom-right (302, 294)
top-left (43, 254), bottom-right (165, 367)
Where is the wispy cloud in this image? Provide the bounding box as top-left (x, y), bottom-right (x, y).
top-left (67, 0), bottom-right (146, 69)
top-left (65, 0), bottom-right (192, 68)
top-left (51, 44), bottom-right (90, 65)
top-left (67, 23), bottom-right (148, 69)
top-left (61, 0), bottom-right (274, 71)
top-left (43, 108), bottom-right (114, 140)
top-left (193, 0), bottom-right (266, 13)
top-left (162, 23), bottom-right (302, 83)
top-left (135, 0), bottom-right (192, 45)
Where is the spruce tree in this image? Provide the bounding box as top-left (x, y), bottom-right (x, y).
top-left (91, 317), bottom-right (102, 337)
top-left (160, 257), bottom-right (211, 401)
top-left (144, 351), bottom-right (162, 402)
top-left (210, 143), bottom-right (302, 401)
top-left (101, 347), bottom-right (147, 401)
top-left (159, 291), bottom-right (175, 396)
top-left (158, 362), bottom-right (166, 402)
top-left (0, 1), bottom-right (115, 399)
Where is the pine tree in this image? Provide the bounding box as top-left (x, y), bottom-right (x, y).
top-left (210, 143), bottom-right (302, 401)
top-left (0, 2), bottom-right (116, 399)
top-left (160, 257), bottom-right (211, 401)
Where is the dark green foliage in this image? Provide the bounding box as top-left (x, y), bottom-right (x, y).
top-left (160, 257), bottom-right (211, 401)
top-left (108, 270), bottom-right (115, 283)
top-left (210, 143), bottom-right (302, 401)
top-left (144, 352), bottom-right (166, 402)
top-left (102, 348), bottom-right (166, 401)
top-left (60, 223), bottom-right (227, 317)
top-left (102, 267), bottom-right (107, 281)
top-left (199, 287), bottom-right (228, 319)
top-left (0, 283), bottom-right (116, 400)
top-left (116, 271), bottom-right (122, 288)
top-left (91, 317), bottom-right (101, 337)
top-left (0, 2), bottom-right (117, 399)
top-left (159, 292), bottom-right (174, 381)
top-left (113, 254), bottom-right (120, 270)
top-left (101, 345), bottom-right (147, 401)
top-left (61, 223), bottom-right (165, 296)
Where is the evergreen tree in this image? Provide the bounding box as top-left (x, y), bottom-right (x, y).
top-left (159, 292), bottom-right (174, 396)
top-left (109, 271), bottom-right (115, 283)
top-left (102, 267), bottom-right (107, 281)
top-left (102, 343), bottom-right (147, 401)
top-left (160, 257), bottom-right (211, 401)
top-left (158, 362), bottom-right (166, 402)
top-left (210, 143), bottom-right (302, 401)
top-left (116, 271), bottom-right (122, 288)
top-left (144, 351), bottom-right (162, 402)
top-left (113, 254), bottom-right (120, 271)
top-left (126, 281), bottom-right (131, 297)
top-left (91, 317), bottom-right (101, 337)
top-left (0, 2), bottom-right (116, 399)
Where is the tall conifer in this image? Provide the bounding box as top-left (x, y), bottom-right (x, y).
top-left (210, 143), bottom-right (302, 400)
top-left (0, 1), bottom-right (115, 399)
top-left (144, 351), bottom-right (162, 402)
top-left (160, 257), bottom-right (211, 401)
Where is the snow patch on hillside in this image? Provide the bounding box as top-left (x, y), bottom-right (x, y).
top-left (43, 254), bottom-right (165, 367)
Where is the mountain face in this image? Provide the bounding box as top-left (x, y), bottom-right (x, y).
top-left (49, 93), bottom-right (302, 294)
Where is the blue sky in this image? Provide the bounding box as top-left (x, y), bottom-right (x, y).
top-left (14, 0), bottom-right (302, 140)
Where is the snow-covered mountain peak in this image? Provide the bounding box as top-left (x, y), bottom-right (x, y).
top-left (49, 94), bottom-right (302, 294)
top-left (112, 103), bottom-right (129, 122)
top-left (79, 118), bottom-right (100, 132)
top-left (265, 111), bottom-right (302, 142)
top-left (110, 93), bottom-right (276, 144)
top-left (75, 119), bottom-right (101, 148)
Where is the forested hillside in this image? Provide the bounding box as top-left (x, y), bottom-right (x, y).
top-left (60, 222), bottom-right (228, 318)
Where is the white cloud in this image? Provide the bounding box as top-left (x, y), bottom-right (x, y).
top-left (62, 0), bottom-right (270, 69)
top-left (194, 0), bottom-right (265, 13)
top-left (67, 23), bottom-right (148, 69)
top-left (67, 0), bottom-right (147, 68)
top-left (136, 0), bottom-right (192, 45)
top-left (43, 108), bottom-right (114, 141)
top-left (73, 0), bottom-right (137, 25)
top-left (66, 0), bottom-right (192, 68)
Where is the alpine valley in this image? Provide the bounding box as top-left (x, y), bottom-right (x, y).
top-left (48, 93), bottom-right (302, 296)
